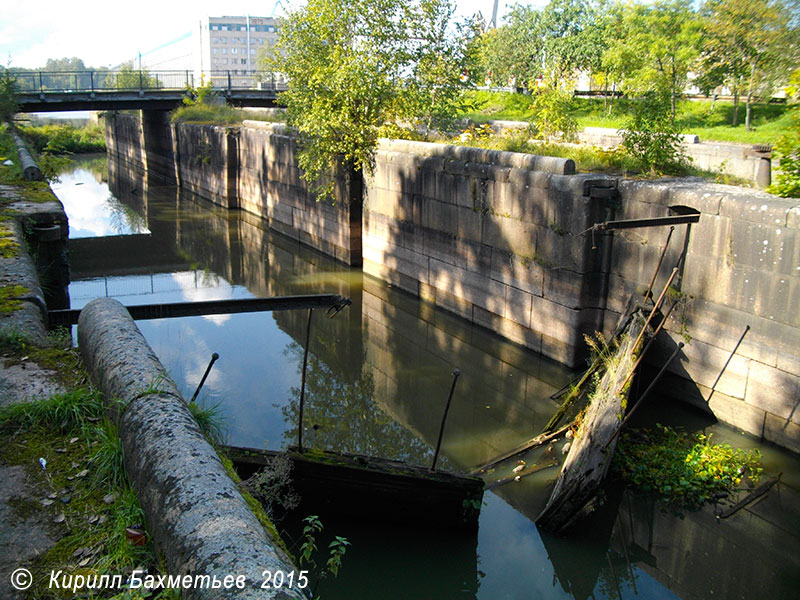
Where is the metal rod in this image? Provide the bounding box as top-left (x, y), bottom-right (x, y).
top-left (631, 267), bottom-right (678, 354)
top-left (708, 325), bottom-right (750, 401)
top-left (617, 300), bottom-right (678, 395)
top-left (604, 342), bottom-right (685, 451)
top-left (596, 214), bottom-right (700, 231)
top-left (297, 308), bottom-right (313, 454)
top-left (645, 226), bottom-right (674, 301)
top-left (190, 352), bottom-right (219, 404)
top-left (431, 368), bottom-right (461, 471)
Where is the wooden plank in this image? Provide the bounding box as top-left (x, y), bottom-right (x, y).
top-left (226, 446), bottom-right (484, 531)
top-left (536, 311), bottom-right (647, 533)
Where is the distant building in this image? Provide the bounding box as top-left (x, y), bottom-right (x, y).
top-left (136, 15), bottom-right (280, 89)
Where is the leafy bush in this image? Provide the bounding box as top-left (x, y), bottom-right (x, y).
top-left (768, 71), bottom-right (800, 198)
top-left (614, 423), bottom-right (762, 509)
top-left (20, 123), bottom-right (106, 154)
top-left (621, 91), bottom-right (688, 175)
top-left (530, 84), bottom-right (578, 142)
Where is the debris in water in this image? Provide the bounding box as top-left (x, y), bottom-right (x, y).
top-left (38, 457), bottom-right (47, 470)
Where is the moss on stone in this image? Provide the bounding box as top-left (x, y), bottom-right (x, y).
top-left (0, 284), bottom-right (29, 315)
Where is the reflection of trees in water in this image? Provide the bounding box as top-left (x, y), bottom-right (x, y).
top-left (280, 342), bottom-right (433, 465)
top-left (60, 154), bottom-right (108, 182)
top-left (104, 194), bottom-right (148, 234)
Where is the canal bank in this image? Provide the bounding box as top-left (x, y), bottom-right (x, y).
top-left (0, 138), bottom-right (307, 598)
top-left (106, 112), bottom-right (800, 455)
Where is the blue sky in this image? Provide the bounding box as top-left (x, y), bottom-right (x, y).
top-left (1, 1), bottom-right (546, 70)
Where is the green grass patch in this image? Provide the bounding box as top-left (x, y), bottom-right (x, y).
top-left (462, 91), bottom-right (792, 146)
top-left (0, 386), bottom-right (177, 599)
top-left (171, 103), bottom-right (246, 125)
top-left (613, 423), bottom-right (762, 509)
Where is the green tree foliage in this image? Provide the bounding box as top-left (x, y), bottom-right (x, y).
top-left (699, 0), bottom-right (799, 130)
top-left (107, 61), bottom-right (159, 90)
top-left (267, 0), bottom-right (470, 198)
top-left (530, 81), bottom-right (578, 141)
top-left (602, 0), bottom-right (702, 121)
top-left (0, 67), bottom-right (19, 122)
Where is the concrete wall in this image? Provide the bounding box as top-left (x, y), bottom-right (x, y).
top-left (363, 138), bottom-right (604, 366)
top-left (362, 139), bottom-right (800, 453)
top-left (106, 114), bottom-right (362, 265)
top-left (581, 126), bottom-right (772, 187)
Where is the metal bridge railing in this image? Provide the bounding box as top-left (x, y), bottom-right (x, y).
top-left (8, 69), bottom-right (287, 94)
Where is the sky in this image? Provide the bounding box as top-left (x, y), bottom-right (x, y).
top-left (0, 1), bottom-right (546, 71)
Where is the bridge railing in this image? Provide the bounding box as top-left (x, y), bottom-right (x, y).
top-left (9, 70), bottom-right (287, 94)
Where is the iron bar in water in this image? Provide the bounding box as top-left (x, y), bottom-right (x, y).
top-left (297, 308), bottom-right (313, 454)
top-left (431, 368), bottom-right (461, 471)
top-left (191, 353), bottom-right (219, 404)
top-left (48, 294), bottom-right (349, 327)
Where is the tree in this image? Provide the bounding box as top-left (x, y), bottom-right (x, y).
top-left (108, 61), bottom-right (158, 90)
top-left (603, 0), bottom-right (702, 121)
top-left (0, 67), bottom-right (19, 122)
top-left (700, 0), bottom-right (798, 130)
top-left (266, 0), bottom-right (469, 198)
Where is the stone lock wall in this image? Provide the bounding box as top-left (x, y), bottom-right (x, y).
top-left (105, 114), bottom-right (800, 452)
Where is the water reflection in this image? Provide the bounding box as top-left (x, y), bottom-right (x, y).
top-left (57, 156), bottom-right (800, 600)
top-left (52, 156), bottom-right (149, 238)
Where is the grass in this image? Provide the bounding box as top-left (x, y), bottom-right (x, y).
top-left (0, 387), bottom-right (174, 599)
top-left (462, 90), bottom-right (793, 146)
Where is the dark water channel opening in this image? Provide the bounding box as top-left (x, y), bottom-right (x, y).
top-left (54, 155), bottom-right (800, 600)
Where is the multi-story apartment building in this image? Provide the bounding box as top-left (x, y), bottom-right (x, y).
top-left (136, 15), bottom-right (280, 89)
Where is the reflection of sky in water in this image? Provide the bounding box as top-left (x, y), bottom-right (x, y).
top-left (51, 168), bottom-right (149, 238)
top-left (70, 272), bottom-right (299, 448)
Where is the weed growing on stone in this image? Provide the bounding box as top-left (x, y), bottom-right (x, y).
top-left (613, 423), bottom-right (762, 509)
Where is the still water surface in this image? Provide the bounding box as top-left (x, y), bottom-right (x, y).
top-left (56, 156), bottom-right (800, 600)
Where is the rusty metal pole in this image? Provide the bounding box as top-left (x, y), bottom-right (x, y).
top-left (297, 308), bottom-right (313, 453)
top-left (190, 352), bottom-right (219, 404)
top-left (431, 368), bottom-right (461, 471)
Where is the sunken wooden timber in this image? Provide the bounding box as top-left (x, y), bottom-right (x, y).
top-left (536, 310), bottom-right (647, 533)
top-left (226, 446), bottom-right (485, 531)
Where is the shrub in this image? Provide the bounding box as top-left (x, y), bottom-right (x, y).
top-left (621, 90), bottom-right (688, 175)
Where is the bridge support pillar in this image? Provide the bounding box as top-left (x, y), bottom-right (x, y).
top-left (141, 110), bottom-right (178, 185)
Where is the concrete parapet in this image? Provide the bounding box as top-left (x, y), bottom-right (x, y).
top-left (78, 298), bottom-right (306, 600)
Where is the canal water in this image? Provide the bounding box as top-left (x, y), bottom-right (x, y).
top-left (54, 156), bottom-right (800, 600)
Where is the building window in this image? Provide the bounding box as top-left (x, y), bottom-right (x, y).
top-left (222, 48), bottom-right (227, 54)
top-left (241, 58), bottom-right (247, 64)
top-left (232, 47), bottom-right (237, 54)
top-left (250, 48), bottom-right (256, 55)
top-left (212, 48), bottom-right (218, 55)
top-left (212, 37), bottom-right (218, 43)
top-left (220, 37), bottom-right (226, 43)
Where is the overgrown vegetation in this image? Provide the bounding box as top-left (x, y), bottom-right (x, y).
top-left (768, 69), bottom-right (800, 198)
top-left (0, 386), bottom-right (178, 599)
top-left (614, 423), bottom-right (762, 509)
top-left (621, 90), bottom-right (688, 174)
top-left (20, 123), bottom-right (105, 154)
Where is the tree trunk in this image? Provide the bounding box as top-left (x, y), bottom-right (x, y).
top-left (745, 61), bottom-right (757, 132)
top-left (732, 90), bottom-right (740, 127)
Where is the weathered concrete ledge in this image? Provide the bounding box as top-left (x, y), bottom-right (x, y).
top-left (78, 298), bottom-right (306, 600)
top-left (0, 219), bottom-right (48, 345)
